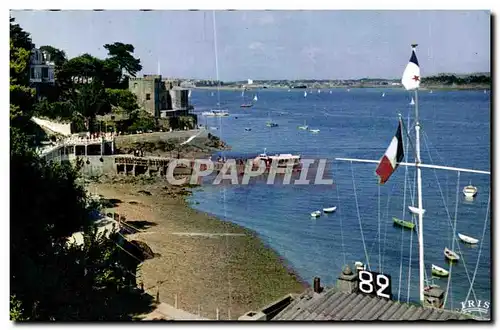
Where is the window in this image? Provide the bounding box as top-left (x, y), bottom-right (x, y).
top-left (146, 93), bottom-right (151, 100)
top-left (42, 67), bottom-right (49, 78)
top-left (30, 67), bottom-right (35, 79)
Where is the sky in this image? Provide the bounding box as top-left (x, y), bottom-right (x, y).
top-left (10, 10), bottom-right (491, 81)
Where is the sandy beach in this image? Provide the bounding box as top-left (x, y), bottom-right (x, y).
top-left (88, 177), bottom-right (307, 320)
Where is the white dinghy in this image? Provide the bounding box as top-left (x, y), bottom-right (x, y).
top-left (310, 211), bottom-right (321, 218)
top-left (444, 247), bottom-right (460, 261)
top-left (323, 207), bottom-right (337, 213)
top-left (458, 233), bottom-right (479, 244)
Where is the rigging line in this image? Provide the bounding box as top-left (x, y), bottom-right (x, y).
top-left (421, 131), bottom-right (478, 302)
top-left (421, 129), bottom-right (451, 207)
top-left (405, 109), bottom-right (416, 303)
top-left (334, 162), bottom-right (347, 266)
top-left (378, 183), bottom-right (381, 271)
top-left (381, 181), bottom-right (395, 274)
top-left (400, 114), bottom-right (418, 163)
top-left (350, 161), bottom-right (371, 271)
top-left (398, 110), bottom-right (412, 302)
top-left (465, 192), bottom-right (490, 303)
top-left (212, 10), bottom-right (221, 110)
top-left (443, 171), bottom-right (460, 308)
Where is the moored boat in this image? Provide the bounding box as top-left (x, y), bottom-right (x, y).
top-left (458, 233), bottom-right (479, 244)
top-left (298, 120), bottom-right (308, 130)
top-left (323, 207), bottom-right (337, 213)
top-left (202, 110), bottom-right (229, 117)
top-left (431, 264), bottom-right (449, 277)
top-left (309, 129), bottom-right (320, 133)
top-left (444, 247), bottom-right (460, 261)
top-left (393, 217), bottom-right (415, 230)
top-left (311, 211), bottom-right (321, 218)
top-left (463, 183), bottom-right (478, 198)
top-left (252, 149), bottom-right (302, 171)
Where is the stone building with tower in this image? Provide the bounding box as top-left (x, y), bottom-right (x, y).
top-left (128, 75), bottom-right (193, 119)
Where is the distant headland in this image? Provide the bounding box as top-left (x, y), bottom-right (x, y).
top-left (183, 73), bottom-right (491, 91)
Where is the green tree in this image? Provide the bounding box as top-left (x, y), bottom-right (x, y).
top-left (10, 17), bottom-right (33, 51)
top-left (68, 80), bottom-right (112, 132)
top-left (38, 45), bottom-right (67, 67)
top-left (103, 42), bottom-right (142, 78)
top-left (106, 88), bottom-right (139, 113)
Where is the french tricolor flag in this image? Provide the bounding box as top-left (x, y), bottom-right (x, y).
top-left (375, 120), bottom-right (404, 184)
top-left (401, 45), bottom-right (421, 90)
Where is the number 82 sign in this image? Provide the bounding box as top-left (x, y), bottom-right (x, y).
top-left (357, 270), bottom-right (392, 300)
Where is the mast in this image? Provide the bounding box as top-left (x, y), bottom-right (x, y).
top-left (412, 44), bottom-right (425, 305)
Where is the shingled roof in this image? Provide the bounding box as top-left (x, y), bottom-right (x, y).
top-left (272, 288), bottom-right (471, 321)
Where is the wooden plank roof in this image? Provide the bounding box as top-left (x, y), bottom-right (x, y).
top-left (273, 288), bottom-right (472, 321)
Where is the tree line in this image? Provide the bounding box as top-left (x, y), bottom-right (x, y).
top-left (421, 74), bottom-right (491, 85)
top-left (10, 17), bottom-right (154, 321)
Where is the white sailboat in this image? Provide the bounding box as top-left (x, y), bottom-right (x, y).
top-left (458, 233), bottom-right (479, 244)
top-left (317, 89), bottom-right (321, 94)
top-left (304, 91), bottom-right (307, 98)
top-left (253, 94), bottom-right (258, 102)
top-left (188, 90), bottom-right (192, 98)
top-left (329, 90), bottom-right (332, 94)
top-left (410, 97), bottom-right (415, 105)
top-left (382, 92), bottom-right (386, 97)
top-left (334, 44), bottom-right (491, 308)
top-left (298, 120), bottom-right (308, 130)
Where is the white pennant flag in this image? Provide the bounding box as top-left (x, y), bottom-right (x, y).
top-left (401, 46), bottom-right (421, 90)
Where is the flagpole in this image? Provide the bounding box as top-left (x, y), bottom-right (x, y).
top-left (412, 44), bottom-right (425, 306)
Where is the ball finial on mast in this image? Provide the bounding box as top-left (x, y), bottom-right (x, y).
top-left (411, 43), bottom-right (418, 49)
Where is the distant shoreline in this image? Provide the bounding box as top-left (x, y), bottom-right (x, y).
top-left (194, 85), bottom-right (491, 92)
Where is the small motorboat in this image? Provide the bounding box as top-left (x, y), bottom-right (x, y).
top-left (458, 233), bottom-right (479, 244)
top-left (310, 129), bottom-right (320, 133)
top-left (266, 122), bottom-right (278, 127)
top-left (311, 211), bottom-right (321, 218)
top-left (240, 103), bottom-right (253, 108)
top-left (323, 207), bottom-right (337, 213)
top-left (244, 128), bottom-right (252, 131)
top-left (463, 183), bottom-right (478, 198)
top-left (393, 217), bottom-right (415, 230)
top-left (408, 206), bottom-right (426, 216)
top-left (444, 247), bottom-right (460, 261)
top-left (431, 264), bottom-right (449, 277)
